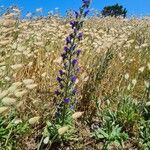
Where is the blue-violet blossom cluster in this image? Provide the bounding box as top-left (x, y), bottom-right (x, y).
top-left (55, 0), bottom-right (91, 122)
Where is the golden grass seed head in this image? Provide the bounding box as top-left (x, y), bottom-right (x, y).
top-left (132, 79), bottom-right (137, 86)
top-left (16, 101), bottom-right (24, 108)
top-left (58, 126), bottom-right (69, 135)
top-left (147, 63), bottom-right (150, 70)
top-left (8, 85), bottom-right (19, 93)
top-left (43, 136), bottom-right (49, 144)
top-left (0, 90), bottom-right (8, 99)
top-left (144, 81), bottom-right (149, 88)
top-left (11, 64), bottom-right (23, 70)
top-left (23, 79), bottom-right (34, 85)
top-left (0, 107), bottom-right (9, 114)
top-left (12, 118), bottom-right (22, 125)
top-left (14, 90), bottom-right (27, 98)
top-left (0, 40), bottom-right (10, 46)
top-left (3, 19), bottom-right (16, 28)
top-left (4, 76), bottom-right (11, 81)
top-left (2, 97), bottom-right (16, 106)
top-left (26, 84), bottom-right (37, 90)
top-left (12, 82), bottom-right (22, 87)
top-left (146, 101), bottom-right (150, 106)
top-left (138, 66), bottom-right (145, 73)
top-left (124, 73), bottom-right (129, 80)
top-left (28, 116), bottom-right (40, 125)
top-left (72, 112), bottom-right (84, 119)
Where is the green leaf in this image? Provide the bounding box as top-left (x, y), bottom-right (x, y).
top-left (97, 128), bottom-right (109, 139)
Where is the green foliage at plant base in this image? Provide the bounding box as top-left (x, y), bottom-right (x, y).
top-left (0, 113), bottom-right (30, 150)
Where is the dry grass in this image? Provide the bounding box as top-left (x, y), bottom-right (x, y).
top-left (0, 11), bottom-right (150, 149)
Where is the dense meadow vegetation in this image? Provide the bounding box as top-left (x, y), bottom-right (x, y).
top-left (0, 1), bottom-right (150, 150)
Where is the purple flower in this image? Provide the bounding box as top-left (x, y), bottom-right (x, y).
top-left (54, 0), bottom-right (91, 121)
top-left (76, 67), bottom-right (80, 72)
top-left (64, 62), bottom-right (68, 69)
top-left (57, 77), bottom-right (62, 83)
top-left (74, 28), bottom-right (78, 34)
top-left (55, 90), bottom-right (61, 96)
top-left (70, 105), bottom-right (75, 110)
top-left (69, 33), bottom-right (74, 39)
top-left (84, 10), bottom-right (90, 17)
top-left (71, 76), bottom-right (77, 83)
top-left (82, 0), bottom-right (90, 8)
top-left (61, 53), bottom-right (67, 60)
top-left (60, 83), bottom-right (64, 89)
top-left (64, 98), bottom-right (70, 104)
top-left (76, 49), bottom-right (81, 56)
top-left (59, 70), bottom-right (64, 76)
top-left (75, 11), bottom-right (79, 19)
top-left (78, 32), bottom-right (83, 41)
top-left (66, 36), bottom-right (71, 45)
top-left (64, 46), bottom-right (69, 53)
top-left (72, 44), bottom-right (77, 50)
top-left (72, 88), bottom-right (77, 95)
top-left (70, 21), bottom-right (77, 29)
top-left (72, 59), bottom-right (78, 66)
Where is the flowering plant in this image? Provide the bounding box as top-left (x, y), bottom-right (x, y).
top-left (54, 0), bottom-right (91, 125)
top-left (39, 1), bottom-right (91, 149)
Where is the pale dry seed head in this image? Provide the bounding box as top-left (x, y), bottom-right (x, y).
top-left (43, 137), bottom-right (49, 144)
top-left (132, 79), bottom-right (137, 86)
top-left (5, 76), bottom-right (11, 81)
top-left (125, 73), bottom-right (129, 80)
top-left (2, 97), bottom-right (16, 106)
top-left (147, 63), bottom-right (150, 70)
top-left (14, 90), bottom-right (27, 98)
top-left (58, 126), bottom-right (69, 135)
top-left (8, 85), bottom-right (19, 93)
top-left (12, 82), bottom-right (22, 87)
top-left (4, 13), bottom-right (15, 19)
top-left (0, 90), bottom-right (8, 99)
top-left (144, 81), bottom-right (149, 88)
top-left (28, 116), bottom-right (40, 125)
top-left (26, 84), bottom-right (37, 90)
top-left (146, 101), bottom-right (150, 107)
top-left (0, 40), bottom-right (10, 46)
top-left (138, 66), bottom-right (145, 73)
top-left (141, 43), bottom-right (148, 47)
top-left (72, 112), bottom-right (84, 119)
top-left (41, 72), bottom-right (47, 77)
top-left (3, 19), bottom-right (15, 28)
top-left (0, 107), bottom-right (9, 114)
top-left (23, 79), bottom-right (34, 85)
top-left (53, 57), bottom-right (62, 64)
top-left (28, 62), bottom-right (33, 67)
top-left (11, 64), bottom-right (23, 70)
top-left (16, 101), bottom-right (23, 108)
top-left (12, 119), bottom-right (22, 125)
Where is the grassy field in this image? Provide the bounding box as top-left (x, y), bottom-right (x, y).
top-left (0, 9), bottom-right (150, 150)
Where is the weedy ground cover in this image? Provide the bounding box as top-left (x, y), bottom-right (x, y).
top-left (0, 0), bottom-right (150, 149)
